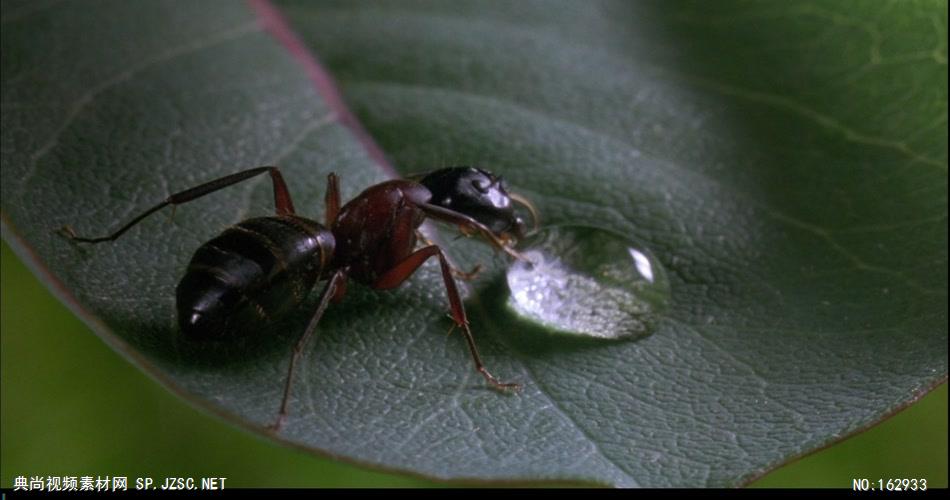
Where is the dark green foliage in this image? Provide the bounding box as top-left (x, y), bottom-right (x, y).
top-left (1, 0), bottom-right (945, 487)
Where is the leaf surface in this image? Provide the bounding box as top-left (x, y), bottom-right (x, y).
top-left (1, 0), bottom-right (946, 487)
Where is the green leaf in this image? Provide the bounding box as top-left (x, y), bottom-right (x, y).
top-left (1, 0), bottom-right (946, 488)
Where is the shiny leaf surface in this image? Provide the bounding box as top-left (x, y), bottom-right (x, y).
top-left (2, 0), bottom-right (946, 487)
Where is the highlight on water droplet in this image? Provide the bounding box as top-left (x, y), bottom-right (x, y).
top-left (506, 225), bottom-right (670, 340)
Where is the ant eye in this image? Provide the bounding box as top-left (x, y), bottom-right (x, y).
top-left (472, 178), bottom-right (491, 192)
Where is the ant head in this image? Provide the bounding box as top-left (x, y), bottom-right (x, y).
top-left (420, 167), bottom-right (536, 244)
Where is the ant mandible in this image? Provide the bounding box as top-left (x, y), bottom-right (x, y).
top-left (61, 165), bottom-right (538, 431)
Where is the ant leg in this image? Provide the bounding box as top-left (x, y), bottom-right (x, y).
top-left (450, 263), bottom-right (482, 281)
top-left (61, 166), bottom-right (296, 243)
top-left (270, 269), bottom-right (348, 432)
top-left (414, 230), bottom-right (481, 280)
top-left (414, 229), bottom-right (434, 247)
top-left (373, 245), bottom-right (521, 392)
top-left (324, 173), bottom-right (340, 227)
top-left (419, 203), bottom-right (525, 261)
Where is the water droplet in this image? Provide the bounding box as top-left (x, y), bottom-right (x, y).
top-left (506, 225), bottom-right (670, 340)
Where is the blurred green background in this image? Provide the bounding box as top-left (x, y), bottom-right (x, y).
top-left (2, 240), bottom-right (946, 488)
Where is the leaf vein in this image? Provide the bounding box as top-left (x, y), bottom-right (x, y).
top-left (15, 21), bottom-right (264, 203)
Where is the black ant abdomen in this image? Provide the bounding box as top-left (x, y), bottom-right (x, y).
top-left (176, 215), bottom-right (334, 340)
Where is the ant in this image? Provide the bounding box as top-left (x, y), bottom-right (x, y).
top-left (61, 165), bottom-right (538, 430)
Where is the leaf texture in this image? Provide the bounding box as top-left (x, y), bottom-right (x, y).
top-left (1, 0), bottom-right (946, 487)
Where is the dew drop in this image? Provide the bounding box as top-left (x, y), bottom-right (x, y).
top-left (506, 225), bottom-right (670, 340)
